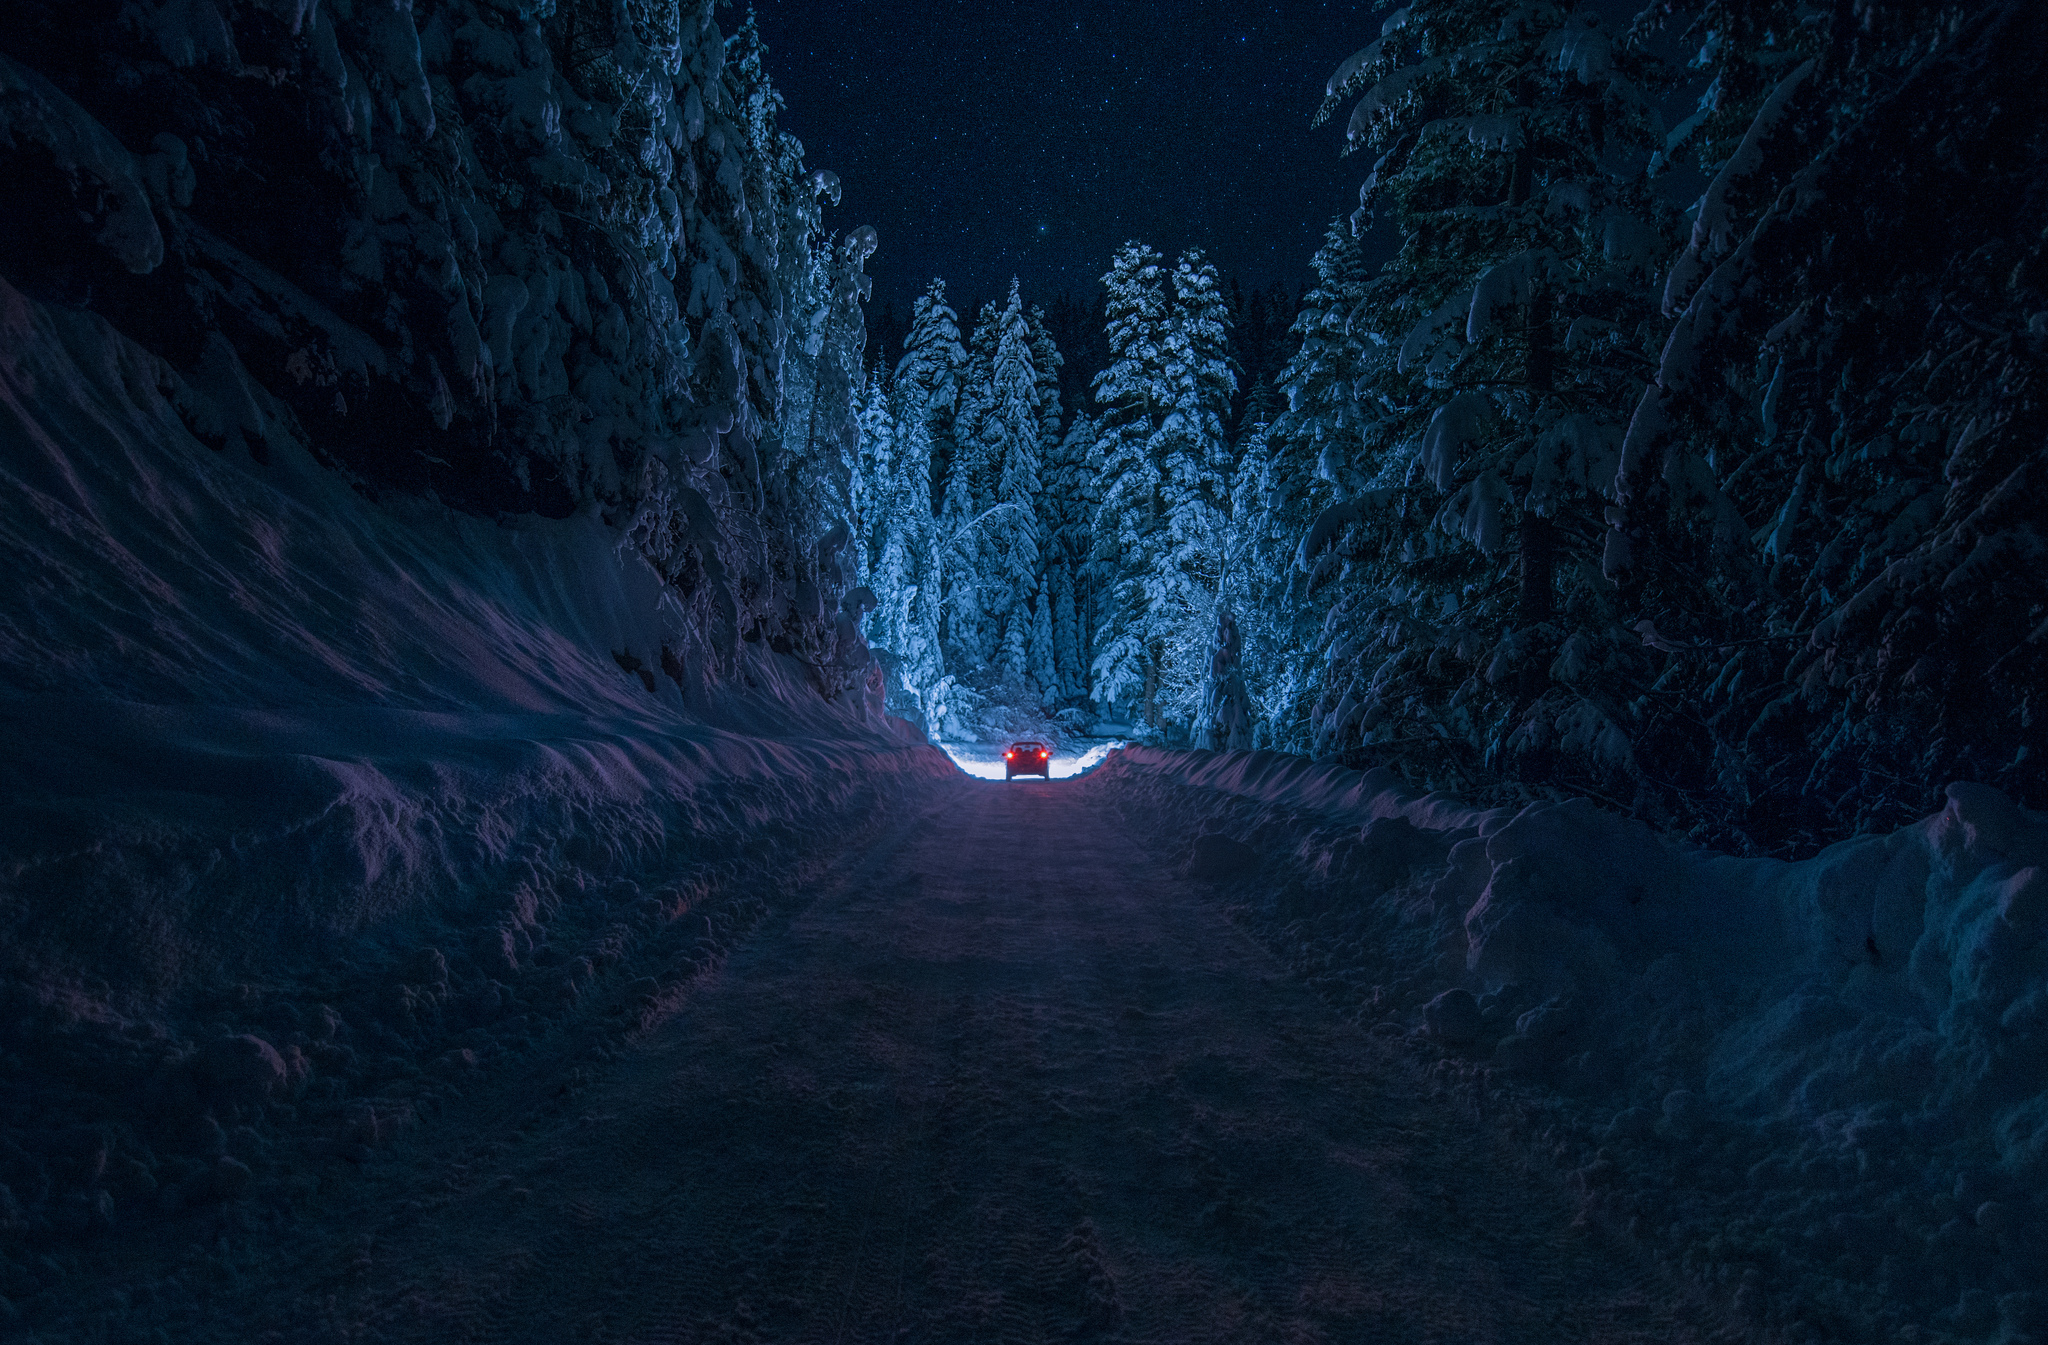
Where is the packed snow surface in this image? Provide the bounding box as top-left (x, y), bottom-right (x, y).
top-left (32, 777), bottom-right (1744, 1343)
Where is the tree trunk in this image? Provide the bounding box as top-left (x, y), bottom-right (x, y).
top-left (1507, 146), bottom-right (1535, 208)
top-left (1520, 286), bottom-right (1556, 624)
top-left (1519, 512), bottom-right (1556, 622)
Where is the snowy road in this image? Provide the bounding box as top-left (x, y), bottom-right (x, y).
top-left (226, 771), bottom-right (1724, 1344)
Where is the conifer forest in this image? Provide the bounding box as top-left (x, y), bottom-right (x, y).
top-left (819, 1), bottom-right (2048, 859)
top-left (4, 0), bottom-right (2048, 1341)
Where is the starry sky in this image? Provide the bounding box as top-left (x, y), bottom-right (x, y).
top-left (750, 0), bottom-right (1374, 318)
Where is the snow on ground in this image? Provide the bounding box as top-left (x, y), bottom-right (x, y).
top-left (1092, 746), bottom-right (2048, 1345)
top-left (0, 277), bottom-right (954, 1301)
top-left (938, 738), bottom-right (1126, 780)
top-left (145, 774), bottom-right (1736, 1345)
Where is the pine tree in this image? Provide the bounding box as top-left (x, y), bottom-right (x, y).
top-left (1239, 221), bottom-right (1379, 756)
top-left (984, 280), bottom-right (1044, 678)
top-left (1152, 251), bottom-right (1240, 733)
top-left (1043, 413), bottom-right (1098, 702)
top-left (942, 298), bottom-right (1007, 666)
top-left (1198, 610), bottom-right (1253, 751)
top-left (1297, 1), bottom-right (1678, 782)
top-left (1050, 568), bottom-right (1083, 703)
top-left (854, 366), bottom-right (943, 719)
top-left (897, 407), bottom-right (945, 695)
top-left (616, 6), bottom-right (866, 679)
top-left (898, 279), bottom-right (982, 675)
top-left (805, 227), bottom-right (879, 539)
top-left (894, 280), bottom-right (966, 447)
top-left (851, 370), bottom-right (896, 582)
top-left (884, 280), bottom-right (966, 718)
top-left (1028, 578), bottom-right (1059, 699)
top-left (957, 299), bottom-right (1004, 508)
top-left (1599, 0), bottom-right (2048, 843)
top-left (1027, 306), bottom-right (1066, 458)
top-left (1087, 243), bottom-right (1238, 738)
top-left (936, 414), bottom-right (982, 671)
top-left (1089, 242), bottom-right (1173, 725)
top-left (1164, 252), bottom-right (1237, 504)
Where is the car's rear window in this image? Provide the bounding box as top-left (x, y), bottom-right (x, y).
top-left (1014, 743), bottom-right (1046, 753)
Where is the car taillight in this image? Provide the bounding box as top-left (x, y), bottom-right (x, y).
top-left (1038, 750), bottom-right (1047, 758)
top-left (1004, 751), bottom-right (1013, 759)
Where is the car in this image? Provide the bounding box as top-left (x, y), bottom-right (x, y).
top-left (1004, 740), bottom-right (1051, 779)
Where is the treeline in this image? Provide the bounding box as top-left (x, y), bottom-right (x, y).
top-left (8, 0), bottom-right (2039, 854)
top-left (841, 250), bottom-right (1287, 745)
top-left (850, 0), bottom-right (2047, 855)
top-left (1255, 0), bottom-right (2048, 854)
top-left (0, 0), bottom-right (880, 694)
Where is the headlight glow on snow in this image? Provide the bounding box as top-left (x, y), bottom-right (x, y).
top-left (940, 742), bottom-right (1123, 780)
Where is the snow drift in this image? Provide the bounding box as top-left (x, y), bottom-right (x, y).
top-left (1100, 745), bottom-right (2048, 1342)
top-left (0, 273), bottom-right (950, 1255)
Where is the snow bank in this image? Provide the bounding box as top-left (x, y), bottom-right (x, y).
top-left (1098, 745), bottom-right (2048, 1342)
top-left (0, 277), bottom-right (950, 1250)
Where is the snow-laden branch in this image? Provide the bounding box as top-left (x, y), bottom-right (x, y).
top-left (939, 501), bottom-right (1028, 553)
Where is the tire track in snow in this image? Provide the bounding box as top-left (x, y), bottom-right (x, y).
top-left (216, 774), bottom-right (1730, 1343)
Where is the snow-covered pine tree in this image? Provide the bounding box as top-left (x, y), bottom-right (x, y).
top-left (724, 11), bottom-right (798, 462)
top-left (941, 298), bottom-right (1007, 668)
top-left (611, 5), bottom-right (864, 681)
top-left (936, 406), bottom-right (983, 672)
top-left (687, 15), bottom-right (797, 498)
top-left (894, 278), bottom-right (967, 509)
top-left (1224, 386), bottom-right (1289, 748)
top-left (1605, 0), bottom-right (2048, 844)
top-left (1087, 245), bottom-right (1238, 738)
top-left (851, 368), bottom-right (898, 614)
top-left (884, 280), bottom-right (967, 718)
top-left (852, 366), bottom-right (944, 726)
top-left (1027, 303), bottom-right (1070, 708)
top-left (893, 403), bottom-right (945, 709)
top-left (1027, 305), bottom-right (1067, 463)
top-left (1043, 413), bottom-right (1098, 702)
top-left (1197, 610), bottom-right (1253, 751)
top-left (814, 227), bottom-right (880, 526)
top-left (1235, 221), bottom-right (1380, 756)
top-left (765, 148), bottom-right (836, 504)
top-left (1088, 243), bottom-right (1174, 727)
top-left (1028, 578), bottom-right (1060, 700)
top-left (984, 280), bottom-right (1045, 680)
top-left (1051, 570), bottom-right (1084, 704)
top-left (956, 298), bottom-right (1004, 508)
top-left (755, 219), bottom-right (874, 671)
top-left (1297, 1), bottom-right (1678, 787)
top-left (1151, 251), bottom-right (1240, 733)
top-left (1165, 252), bottom-right (1238, 502)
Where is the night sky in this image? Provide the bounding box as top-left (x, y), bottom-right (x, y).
top-left (751, 0), bottom-right (1373, 318)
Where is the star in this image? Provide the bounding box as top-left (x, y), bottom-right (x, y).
top-left (754, 0), bottom-right (1367, 315)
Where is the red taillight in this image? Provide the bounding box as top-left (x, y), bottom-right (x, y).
top-left (1038, 751), bottom-right (1048, 758)
top-left (1004, 751), bottom-right (1013, 759)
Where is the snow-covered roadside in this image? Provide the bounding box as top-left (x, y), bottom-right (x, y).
top-left (938, 738), bottom-right (1125, 780)
top-left (1095, 746), bottom-right (2048, 1345)
top-left (0, 278), bottom-right (953, 1292)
